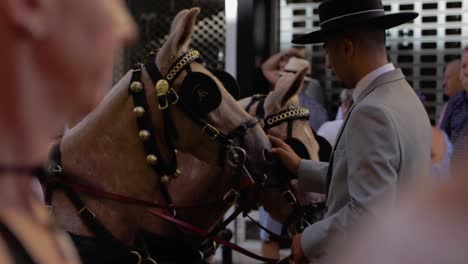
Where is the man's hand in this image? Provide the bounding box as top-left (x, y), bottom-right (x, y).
top-left (269, 135), bottom-right (301, 175)
top-left (291, 234), bottom-right (309, 264)
top-left (290, 180), bottom-right (326, 206)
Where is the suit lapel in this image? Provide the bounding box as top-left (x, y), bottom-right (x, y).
top-left (325, 69), bottom-right (405, 194)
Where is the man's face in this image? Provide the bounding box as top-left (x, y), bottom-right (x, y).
top-left (443, 62), bottom-right (463, 97)
top-left (39, 0), bottom-right (137, 121)
top-left (461, 51), bottom-right (468, 91)
top-left (323, 36), bottom-right (353, 88)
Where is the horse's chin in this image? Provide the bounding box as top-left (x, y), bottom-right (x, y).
top-left (260, 190), bottom-right (293, 223)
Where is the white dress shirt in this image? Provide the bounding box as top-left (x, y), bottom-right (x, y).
top-left (353, 63), bottom-right (395, 102)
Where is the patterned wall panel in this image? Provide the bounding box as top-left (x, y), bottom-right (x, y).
top-left (113, 0), bottom-right (225, 83)
top-left (280, 0), bottom-right (468, 123)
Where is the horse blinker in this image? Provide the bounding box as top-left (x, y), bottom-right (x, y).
top-left (179, 72), bottom-right (222, 117)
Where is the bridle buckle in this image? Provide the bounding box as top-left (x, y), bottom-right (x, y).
top-left (48, 164), bottom-right (62, 175)
top-left (202, 124), bottom-right (220, 140)
top-left (168, 88), bottom-right (179, 105)
top-left (157, 95), bottom-right (169, 110)
top-left (227, 146), bottom-right (247, 168)
top-left (223, 189), bottom-right (240, 204)
top-left (282, 190), bottom-right (297, 206)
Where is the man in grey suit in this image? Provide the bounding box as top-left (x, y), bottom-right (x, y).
top-left (269, 0), bottom-right (432, 262)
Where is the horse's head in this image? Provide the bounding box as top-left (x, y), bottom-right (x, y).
top-left (262, 68), bottom-right (319, 162)
top-left (239, 66), bottom-right (322, 224)
top-left (145, 8), bottom-right (271, 180)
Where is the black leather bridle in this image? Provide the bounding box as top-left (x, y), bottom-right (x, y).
top-left (244, 94), bottom-right (323, 240)
top-left (128, 50), bottom-right (264, 214)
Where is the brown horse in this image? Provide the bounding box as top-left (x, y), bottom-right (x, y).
top-left (45, 8), bottom-right (272, 263)
top-left (138, 66), bottom-right (323, 263)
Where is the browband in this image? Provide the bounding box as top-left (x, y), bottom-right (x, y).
top-left (264, 108), bottom-right (310, 131)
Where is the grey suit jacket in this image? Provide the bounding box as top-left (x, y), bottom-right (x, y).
top-left (298, 69), bottom-right (432, 259)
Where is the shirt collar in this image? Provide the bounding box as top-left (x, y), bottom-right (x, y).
top-left (353, 63), bottom-right (395, 102)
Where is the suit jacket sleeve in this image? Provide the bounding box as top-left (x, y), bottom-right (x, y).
top-left (297, 159), bottom-right (329, 193)
top-left (301, 104), bottom-right (401, 259)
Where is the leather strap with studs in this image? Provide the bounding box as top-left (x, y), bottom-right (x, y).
top-left (128, 64), bottom-right (176, 209)
top-left (145, 50), bottom-right (200, 110)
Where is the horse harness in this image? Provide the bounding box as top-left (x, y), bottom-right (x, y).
top-left (42, 50), bottom-right (265, 263)
top-left (244, 94), bottom-right (325, 240)
top-left (146, 93), bottom-right (325, 263)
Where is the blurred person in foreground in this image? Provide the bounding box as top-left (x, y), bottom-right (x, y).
top-left (329, 129), bottom-right (468, 264)
top-left (0, 0), bottom-right (136, 263)
top-left (269, 0), bottom-right (431, 262)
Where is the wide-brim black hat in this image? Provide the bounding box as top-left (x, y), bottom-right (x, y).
top-left (292, 0), bottom-right (418, 44)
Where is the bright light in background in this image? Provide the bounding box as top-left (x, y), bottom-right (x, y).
top-left (225, 0), bottom-right (238, 23)
top-left (225, 0), bottom-right (238, 78)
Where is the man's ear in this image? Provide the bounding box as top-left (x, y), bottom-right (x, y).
top-left (343, 38), bottom-right (355, 59)
top-left (0, 0), bottom-right (50, 38)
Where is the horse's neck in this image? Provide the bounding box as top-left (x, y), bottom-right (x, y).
top-left (140, 152), bottom-right (234, 239)
top-left (52, 72), bottom-right (162, 243)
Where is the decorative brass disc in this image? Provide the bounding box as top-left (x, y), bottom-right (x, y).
top-left (133, 106), bottom-right (145, 117)
top-left (146, 154), bottom-right (158, 165)
top-left (139, 130), bottom-right (150, 141)
top-left (155, 79), bottom-right (169, 96)
top-left (130, 81), bottom-right (143, 93)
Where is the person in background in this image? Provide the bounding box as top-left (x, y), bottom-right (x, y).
top-left (430, 127), bottom-right (452, 182)
top-left (440, 49), bottom-right (468, 146)
top-left (252, 48), bottom-right (305, 95)
top-left (317, 89), bottom-right (353, 147)
top-left (437, 59), bottom-right (464, 127)
top-left (461, 47), bottom-right (468, 90)
top-left (0, 0), bottom-right (136, 263)
top-left (261, 48), bottom-right (307, 90)
top-left (279, 57), bottom-right (329, 131)
top-left (269, 0), bottom-right (431, 262)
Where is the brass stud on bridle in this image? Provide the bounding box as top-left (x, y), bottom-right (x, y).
top-left (130, 81), bottom-right (143, 93)
top-left (146, 154), bottom-right (158, 165)
top-left (155, 79), bottom-right (169, 96)
top-left (139, 130), bottom-right (151, 141)
top-left (172, 169), bottom-right (181, 179)
top-left (160, 175), bottom-right (171, 185)
top-left (133, 106), bottom-right (145, 117)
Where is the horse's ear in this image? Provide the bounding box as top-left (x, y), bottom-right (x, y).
top-left (170, 8), bottom-right (200, 53)
top-left (169, 9), bottom-right (189, 35)
top-left (280, 66), bottom-right (308, 107)
top-left (157, 8), bottom-right (200, 73)
top-left (265, 66), bottom-right (309, 111)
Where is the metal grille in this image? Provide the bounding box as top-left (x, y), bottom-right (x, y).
top-left (113, 0), bottom-right (226, 83)
top-left (280, 0), bottom-right (468, 123)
